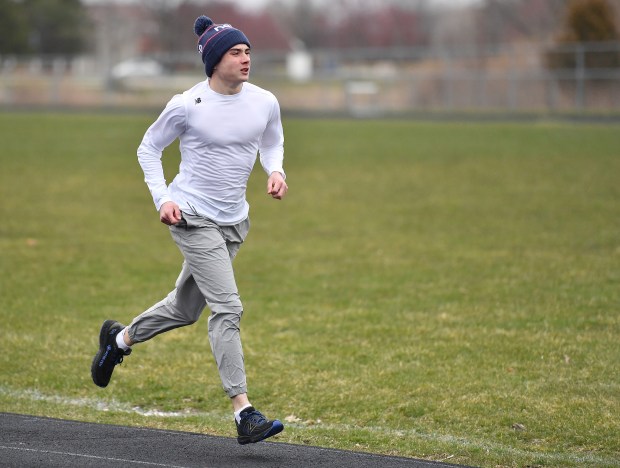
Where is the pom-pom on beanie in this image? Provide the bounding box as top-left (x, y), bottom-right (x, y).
top-left (194, 15), bottom-right (251, 77)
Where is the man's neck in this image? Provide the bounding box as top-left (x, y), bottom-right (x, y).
top-left (209, 76), bottom-right (244, 95)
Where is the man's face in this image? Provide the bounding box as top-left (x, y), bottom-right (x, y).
top-left (214, 43), bottom-right (251, 83)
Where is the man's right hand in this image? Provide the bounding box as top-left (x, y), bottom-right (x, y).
top-left (159, 201), bottom-right (182, 226)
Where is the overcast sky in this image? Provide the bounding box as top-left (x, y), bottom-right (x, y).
top-left (234, 0), bottom-right (482, 11)
top-left (226, 0), bottom-right (483, 12)
top-left (83, 0), bottom-right (483, 10)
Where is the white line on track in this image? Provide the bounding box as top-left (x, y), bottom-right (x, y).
top-left (0, 445), bottom-right (190, 468)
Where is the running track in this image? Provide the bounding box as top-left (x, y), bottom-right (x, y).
top-left (0, 413), bottom-right (468, 467)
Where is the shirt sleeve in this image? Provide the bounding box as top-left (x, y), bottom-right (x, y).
top-left (137, 94), bottom-right (187, 210)
top-left (258, 96), bottom-right (285, 179)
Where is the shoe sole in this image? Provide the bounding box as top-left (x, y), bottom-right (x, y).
top-left (90, 319), bottom-right (119, 388)
top-left (237, 420), bottom-right (284, 445)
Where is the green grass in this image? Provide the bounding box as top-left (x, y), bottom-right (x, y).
top-left (0, 112), bottom-right (619, 467)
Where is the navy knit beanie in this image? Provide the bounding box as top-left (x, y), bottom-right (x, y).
top-left (194, 16), bottom-right (251, 77)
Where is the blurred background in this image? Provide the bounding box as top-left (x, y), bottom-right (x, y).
top-left (0, 0), bottom-right (619, 117)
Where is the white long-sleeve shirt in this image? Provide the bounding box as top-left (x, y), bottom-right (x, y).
top-left (137, 80), bottom-right (285, 225)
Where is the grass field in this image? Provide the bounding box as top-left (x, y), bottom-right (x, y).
top-left (0, 112), bottom-right (619, 467)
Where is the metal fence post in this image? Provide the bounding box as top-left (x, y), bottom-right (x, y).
top-left (575, 44), bottom-right (585, 111)
top-left (442, 52), bottom-right (454, 111)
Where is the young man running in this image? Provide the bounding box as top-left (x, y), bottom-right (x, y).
top-left (91, 15), bottom-right (287, 445)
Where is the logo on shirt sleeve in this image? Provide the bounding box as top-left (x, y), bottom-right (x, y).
top-left (195, 97), bottom-right (202, 105)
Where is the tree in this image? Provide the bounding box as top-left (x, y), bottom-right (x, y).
top-left (141, 0), bottom-right (196, 56)
top-left (547, 0), bottom-right (620, 70)
top-left (269, 0), bottom-right (327, 50)
top-left (22, 0), bottom-right (90, 56)
top-left (0, 0), bottom-right (30, 54)
top-left (475, 0), bottom-right (571, 45)
top-left (560, 0), bottom-right (619, 42)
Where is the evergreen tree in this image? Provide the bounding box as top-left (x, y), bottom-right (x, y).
top-left (0, 0), bottom-right (90, 55)
top-left (0, 0), bottom-right (30, 54)
top-left (24, 0), bottom-right (90, 56)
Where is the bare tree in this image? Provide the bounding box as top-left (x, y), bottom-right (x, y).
top-left (268, 0), bottom-right (326, 49)
top-left (476, 0), bottom-right (571, 46)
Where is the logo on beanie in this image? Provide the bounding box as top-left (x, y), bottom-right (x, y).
top-left (213, 24), bottom-right (233, 32)
top-left (197, 24), bottom-right (234, 55)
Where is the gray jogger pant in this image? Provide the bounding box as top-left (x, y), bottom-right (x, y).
top-left (126, 212), bottom-right (250, 398)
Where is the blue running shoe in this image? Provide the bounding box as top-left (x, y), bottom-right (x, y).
top-left (236, 407), bottom-right (284, 445)
top-left (91, 320), bottom-right (131, 388)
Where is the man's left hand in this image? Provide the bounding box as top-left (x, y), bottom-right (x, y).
top-left (267, 172), bottom-right (288, 200)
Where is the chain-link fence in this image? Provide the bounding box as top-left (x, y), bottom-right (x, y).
top-left (1, 41), bottom-right (619, 116)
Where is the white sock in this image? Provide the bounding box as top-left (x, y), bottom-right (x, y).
top-left (234, 404), bottom-right (253, 423)
top-left (116, 327), bottom-right (130, 351)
